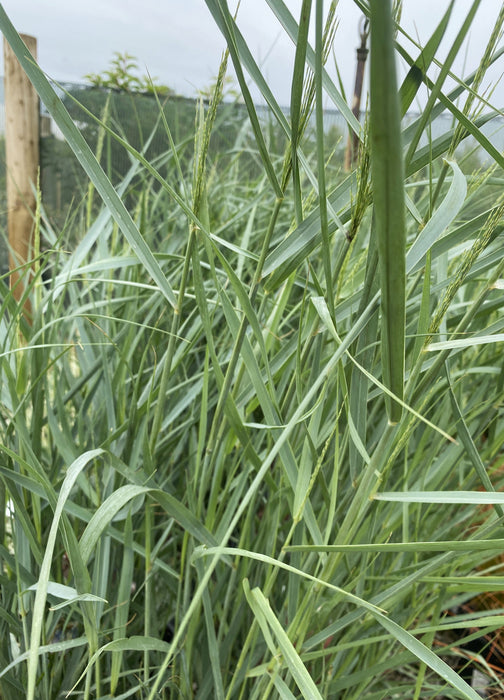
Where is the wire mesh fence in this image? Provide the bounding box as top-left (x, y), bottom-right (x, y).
top-left (0, 78), bottom-right (503, 274)
top-left (39, 83), bottom-right (213, 228)
top-left (36, 84), bottom-right (504, 225)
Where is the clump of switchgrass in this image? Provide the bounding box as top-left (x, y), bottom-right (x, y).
top-left (2, 3), bottom-right (504, 700)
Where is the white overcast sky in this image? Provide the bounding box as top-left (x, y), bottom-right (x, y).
top-left (1, 1), bottom-right (503, 111)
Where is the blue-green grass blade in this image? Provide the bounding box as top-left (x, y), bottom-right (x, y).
top-left (374, 492), bottom-right (504, 504)
top-left (311, 296), bottom-right (455, 442)
top-left (406, 110), bottom-right (502, 175)
top-left (315, 0), bottom-right (333, 316)
top-left (285, 539), bottom-right (504, 553)
top-left (404, 0), bottom-right (482, 168)
top-left (445, 363), bottom-right (504, 518)
top-left (398, 2), bottom-right (454, 116)
top-left (243, 581), bottom-right (325, 700)
top-left (79, 485), bottom-right (150, 565)
top-left (290, 0), bottom-right (312, 225)
top-left (203, 0), bottom-right (283, 197)
top-left (0, 637), bottom-right (87, 681)
top-left (26, 449), bottom-right (103, 700)
top-left (266, 0), bottom-right (361, 135)
top-left (110, 513), bottom-right (134, 695)
top-left (71, 637), bottom-right (172, 694)
top-left (195, 546), bottom-right (384, 614)
top-left (263, 173), bottom-right (356, 289)
top-left (369, 0), bottom-right (406, 423)
top-left (195, 559), bottom-right (225, 700)
top-left (406, 160), bottom-right (467, 274)
top-left (372, 612), bottom-right (483, 700)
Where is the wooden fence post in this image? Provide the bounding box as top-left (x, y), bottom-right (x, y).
top-left (4, 33), bottom-right (39, 316)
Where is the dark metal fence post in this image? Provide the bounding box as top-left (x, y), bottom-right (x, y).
top-left (344, 18), bottom-right (369, 171)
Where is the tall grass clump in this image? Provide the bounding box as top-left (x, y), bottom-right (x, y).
top-left (1, 1), bottom-right (504, 698)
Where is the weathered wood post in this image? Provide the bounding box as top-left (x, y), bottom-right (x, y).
top-left (4, 33), bottom-right (39, 316)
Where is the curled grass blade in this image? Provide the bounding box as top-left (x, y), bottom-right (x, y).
top-left (79, 485), bottom-right (150, 565)
top-left (406, 160), bottom-right (467, 275)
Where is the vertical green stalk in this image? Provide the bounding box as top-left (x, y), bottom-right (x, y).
top-left (290, 0), bottom-right (312, 226)
top-left (200, 195), bottom-right (283, 476)
top-left (143, 502), bottom-right (152, 684)
top-left (86, 94), bottom-right (111, 229)
top-left (369, 0), bottom-right (406, 424)
top-left (149, 52), bottom-right (228, 454)
top-left (315, 0), bottom-right (334, 318)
